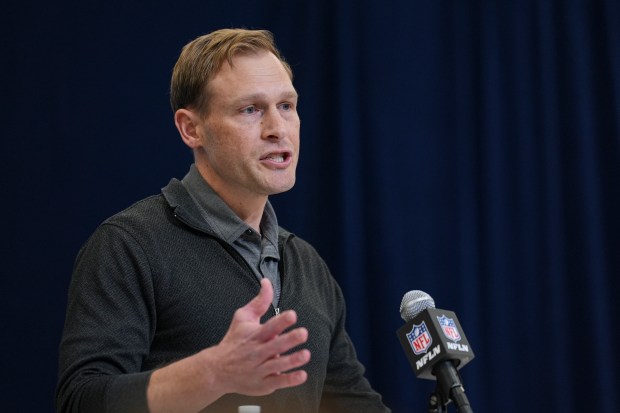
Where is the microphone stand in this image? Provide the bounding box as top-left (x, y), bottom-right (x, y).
top-left (427, 361), bottom-right (474, 413)
top-left (428, 391), bottom-right (446, 413)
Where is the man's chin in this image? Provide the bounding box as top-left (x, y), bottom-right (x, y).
top-left (267, 178), bottom-right (296, 196)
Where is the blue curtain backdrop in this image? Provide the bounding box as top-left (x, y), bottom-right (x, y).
top-left (2, 1), bottom-right (619, 412)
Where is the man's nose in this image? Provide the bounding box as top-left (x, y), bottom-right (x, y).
top-left (261, 108), bottom-right (287, 140)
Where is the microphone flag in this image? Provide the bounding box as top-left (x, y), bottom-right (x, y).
top-left (397, 307), bottom-right (475, 380)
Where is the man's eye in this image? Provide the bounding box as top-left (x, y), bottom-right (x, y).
top-left (280, 103), bottom-right (292, 111)
top-left (242, 106), bottom-right (257, 114)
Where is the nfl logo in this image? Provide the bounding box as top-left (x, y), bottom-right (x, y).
top-left (406, 321), bottom-right (433, 355)
top-left (437, 315), bottom-right (461, 342)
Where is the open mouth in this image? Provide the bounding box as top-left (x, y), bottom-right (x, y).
top-left (261, 152), bottom-right (291, 163)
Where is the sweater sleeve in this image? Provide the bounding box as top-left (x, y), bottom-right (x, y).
top-left (318, 279), bottom-right (391, 413)
top-left (56, 223), bottom-right (157, 413)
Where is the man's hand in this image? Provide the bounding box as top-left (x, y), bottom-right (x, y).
top-left (208, 278), bottom-right (310, 395)
top-left (147, 278), bottom-right (310, 413)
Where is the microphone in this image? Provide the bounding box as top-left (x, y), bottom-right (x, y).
top-left (396, 290), bottom-right (475, 412)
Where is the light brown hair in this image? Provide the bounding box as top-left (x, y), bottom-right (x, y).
top-left (170, 28), bottom-right (293, 114)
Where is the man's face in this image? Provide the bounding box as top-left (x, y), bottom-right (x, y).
top-left (193, 51), bottom-right (300, 204)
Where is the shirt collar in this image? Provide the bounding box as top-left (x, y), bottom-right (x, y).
top-left (181, 164), bottom-right (280, 250)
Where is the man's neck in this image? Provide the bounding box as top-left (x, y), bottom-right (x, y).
top-left (222, 197), bottom-right (265, 233)
top-left (195, 163), bottom-right (266, 232)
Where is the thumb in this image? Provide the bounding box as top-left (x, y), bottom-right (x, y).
top-left (239, 278), bottom-right (274, 321)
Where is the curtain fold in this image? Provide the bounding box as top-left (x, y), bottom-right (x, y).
top-left (299, 1), bottom-right (620, 412)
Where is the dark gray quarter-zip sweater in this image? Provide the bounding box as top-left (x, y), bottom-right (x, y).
top-left (56, 178), bottom-right (390, 413)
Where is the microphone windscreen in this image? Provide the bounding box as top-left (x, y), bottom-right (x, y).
top-left (400, 290), bottom-right (435, 322)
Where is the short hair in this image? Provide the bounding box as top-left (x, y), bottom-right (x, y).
top-left (170, 28), bottom-right (293, 114)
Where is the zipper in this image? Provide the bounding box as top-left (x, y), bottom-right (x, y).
top-left (217, 237), bottom-right (283, 317)
top-left (273, 233), bottom-right (290, 317)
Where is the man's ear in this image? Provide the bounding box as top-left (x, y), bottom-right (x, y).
top-left (175, 108), bottom-right (203, 149)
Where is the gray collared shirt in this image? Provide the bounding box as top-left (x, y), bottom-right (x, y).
top-left (181, 164), bottom-right (281, 307)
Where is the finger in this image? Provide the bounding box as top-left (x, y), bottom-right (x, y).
top-left (249, 326), bottom-right (308, 366)
top-left (262, 368), bottom-right (308, 392)
top-left (264, 326), bottom-right (309, 356)
top-left (261, 349), bottom-right (311, 375)
top-left (236, 278), bottom-right (274, 322)
top-left (253, 310), bottom-right (298, 342)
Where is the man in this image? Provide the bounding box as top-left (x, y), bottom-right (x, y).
top-left (56, 28), bottom-right (391, 413)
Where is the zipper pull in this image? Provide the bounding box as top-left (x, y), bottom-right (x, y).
top-left (274, 307), bottom-right (280, 315)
